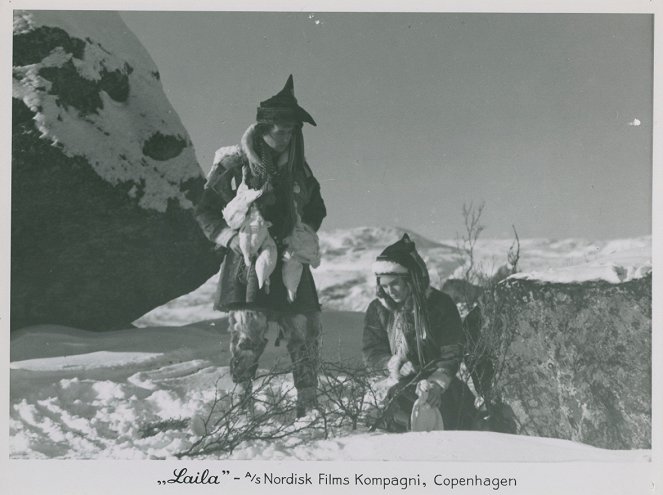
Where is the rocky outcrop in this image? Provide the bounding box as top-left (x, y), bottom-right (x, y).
top-left (470, 274), bottom-right (651, 449)
top-left (11, 11), bottom-right (221, 330)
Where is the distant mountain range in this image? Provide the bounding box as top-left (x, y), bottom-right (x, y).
top-left (135, 227), bottom-right (651, 326)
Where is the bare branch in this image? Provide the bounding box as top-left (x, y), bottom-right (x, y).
top-left (451, 205), bottom-right (524, 432)
top-left (176, 359), bottom-right (389, 458)
top-left (508, 224), bottom-right (520, 273)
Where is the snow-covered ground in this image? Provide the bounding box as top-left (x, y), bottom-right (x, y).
top-left (9, 231), bottom-right (652, 460)
top-left (9, 314), bottom-right (650, 461)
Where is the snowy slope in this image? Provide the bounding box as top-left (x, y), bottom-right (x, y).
top-left (9, 315), bottom-right (650, 461)
top-left (507, 237), bottom-right (652, 284)
top-left (446, 236), bottom-right (652, 283)
top-left (13, 11), bottom-right (200, 211)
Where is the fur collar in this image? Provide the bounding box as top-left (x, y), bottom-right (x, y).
top-left (240, 124), bottom-right (261, 169)
top-left (240, 124), bottom-right (289, 174)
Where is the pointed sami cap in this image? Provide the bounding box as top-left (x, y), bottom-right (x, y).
top-left (372, 233), bottom-right (431, 288)
top-left (256, 75), bottom-right (317, 126)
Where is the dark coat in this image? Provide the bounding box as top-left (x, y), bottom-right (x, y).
top-left (363, 288), bottom-right (476, 430)
top-left (363, 288), bottom-right (464, 377)
top-left (194, 145), bottom-right (326, 314)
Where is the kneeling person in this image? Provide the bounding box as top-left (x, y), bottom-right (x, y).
top-left (362, 234), bottom-right (476, 431)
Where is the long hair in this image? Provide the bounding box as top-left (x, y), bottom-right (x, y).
top-left (375, 245), bottom-right (434, 367)
top-left (247, 122), bottom-right (305, 237)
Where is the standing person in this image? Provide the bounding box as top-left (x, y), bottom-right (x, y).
top-left (363, 234), bottom-right (476, 431)
top-left (195, 75), bottom-right (326, 417)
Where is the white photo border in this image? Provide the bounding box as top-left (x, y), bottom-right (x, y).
top-left (1, 1), bottom-right (660, 494)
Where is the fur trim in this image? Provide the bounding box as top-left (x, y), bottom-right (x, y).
top-left (207, 145), bottom-right (242, 184)
top-left (372, 260), bottom-right (409, 275)
top-left (240, 123), bottom-right (262, 169)
top-left (240, 123), bottom-right (290, 174)
top-left (212, 145), bottom-right (241, 167)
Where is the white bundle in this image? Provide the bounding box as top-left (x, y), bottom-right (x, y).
top-left (255, 234), bottom-right (277, 292)
top-left (282, 250), bottom-right (304, 303)
top-left (221, 171), bottom-right (277, 289)
top-left (410, 380), bottom-right (445, 432)
top-left (281, 220), bottom-right (321, 302)
top-left (222, 174), bottom-right (263, 230)
top-left (238, 204), bottom-right (271, 266)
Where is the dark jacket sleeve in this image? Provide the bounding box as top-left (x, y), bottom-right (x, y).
top-left (427, 291), bottom-right (465, 389)
top-left (194, 160), bottom-right (242, 246)
top-left (301, 164), bottom-right (327, 232)
top-left (362, 299), bottom-right (392, 371)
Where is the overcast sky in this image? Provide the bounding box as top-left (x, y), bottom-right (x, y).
top-left (121, 12), bottom-right (652, 240)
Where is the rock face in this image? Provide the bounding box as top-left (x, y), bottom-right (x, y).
top-left (472, 274), bottom-right (651, 449)
top-left (12, 11), bottom-right (221, 330)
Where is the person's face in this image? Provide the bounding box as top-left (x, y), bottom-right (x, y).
top-left (262, 122), bottom-right (296, 154)
top-left (379, 274), bottom-right (411, 303)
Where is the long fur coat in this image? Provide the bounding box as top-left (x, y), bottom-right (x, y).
top-left (194, 132), bottom-right (326, 314)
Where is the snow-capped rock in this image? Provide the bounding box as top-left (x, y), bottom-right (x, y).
top-left (11, 11), bottom-right (220, 330)
top-left (12, 11), bottom-right (202, 212)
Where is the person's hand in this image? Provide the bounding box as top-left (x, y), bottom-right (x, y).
top-left (399, 361), bottom-right (416, 377)
top-left (425, 381), bottom-right (444, 408)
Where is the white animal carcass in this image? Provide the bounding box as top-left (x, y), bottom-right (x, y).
top-left (281, 220), bottom-right (321, 302)
top-left (222, 172), bottom-right (277, 290)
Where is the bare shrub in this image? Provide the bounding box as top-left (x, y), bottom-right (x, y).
top-left (176, 367), bottom-right (316, 458)
top-left (176, 358), bottom-right (392, 457)
top-left (138, 418), bottom-right (188, 439)
top-left (317, 360), bottom-right (385, 436)
top-left (453, 202), bottom-right (520, 432)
